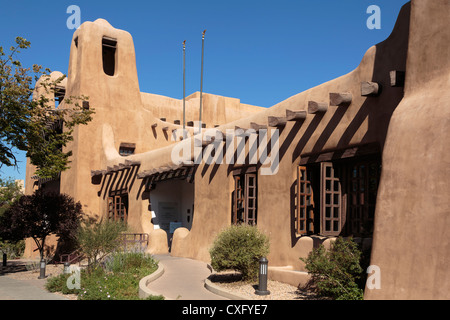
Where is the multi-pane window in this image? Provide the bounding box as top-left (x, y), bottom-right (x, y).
top-left (108, 194), bottom-right (128, 222)
top-left (347, 161), bottom-right (380, 235)
top-left (296, 157), bottom-right (380, 237)
top-left (296, 166), bottom-right (314, 235)
top-left (321, 162), bottom-right (343, 236)
top-left (232, 173), bottom-right (257, 225)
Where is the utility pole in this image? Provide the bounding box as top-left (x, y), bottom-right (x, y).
top-left (199, 29), bottom-right (206, 134)
top-left (183, 40), bottom-right (186, 138)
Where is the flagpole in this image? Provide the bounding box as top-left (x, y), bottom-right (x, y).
top-left (199, 29), bottom-right (206, 134)
top-left (182, 40), bottom-right (186, 138)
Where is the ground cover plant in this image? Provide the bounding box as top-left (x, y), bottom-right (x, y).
top-left (46, 251), bottom-right (163, 300)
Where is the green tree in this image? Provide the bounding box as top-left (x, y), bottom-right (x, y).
top-left (0, 177), bottom-right (23, 216)
top-left (0, 37), bottom-right (93, 178)
top-left (0, 177), bottom-right (24, 258)
top-left (0, 190), bottom-right (83, 268)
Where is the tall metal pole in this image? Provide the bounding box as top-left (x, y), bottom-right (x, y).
top-left (199, 29), bottom-right (206, 134)
top-left (182, 40), bottom-right (186, 138)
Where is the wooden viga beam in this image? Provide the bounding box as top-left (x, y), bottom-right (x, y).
top-left (250, 122), bottom-right (268, 132)
top-left (137, 170), bottom-right (152, 179)
top-left (125, 159), bottom-right (141, 166)
top-left (308, 101), bottom-right (328, 114)
top-left (268, 116), bottom-right (287, 127)
top-left (329, 92), bottom-right (352, 107)
top-left (285, 110), bottom-right (307, 121)
top-left (361, 81), bottom-right (380, 96)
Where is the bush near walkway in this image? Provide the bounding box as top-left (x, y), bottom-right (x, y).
top-left (209, 224), bottom-right (270, 281)
top-left (300, 237), bottom-right (364, 300)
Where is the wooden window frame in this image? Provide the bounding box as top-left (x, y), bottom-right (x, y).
top-left (296, 166), bottom-right (315, 235)
top-left (296, 153), bottom-right (380, 238)
top-left (232, 172), bottom-right (257, 225)
top-left (320, 162), bottom-right (345, 236)
top-left (107, 194), bottom-right (128, 222)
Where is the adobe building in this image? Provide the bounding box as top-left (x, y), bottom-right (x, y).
top-left (24, 0), bottom-right (449, 300)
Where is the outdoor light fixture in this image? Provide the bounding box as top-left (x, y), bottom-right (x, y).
top-left (64, 262), bottom-right (71, 274)
top-left (38, 258), bottom-right (46, 279)
top-left (255, 257), bottom-right (270, 295)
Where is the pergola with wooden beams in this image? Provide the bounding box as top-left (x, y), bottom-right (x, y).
top-left (90, 159), bottom-right (141, 178)
top-left (136, 163), bottom-right (196, 184)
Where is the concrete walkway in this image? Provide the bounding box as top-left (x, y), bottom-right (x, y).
top-left (149, 254), bottom-right (228, 300)
top-left (0, 268), bottom-right (68, 300)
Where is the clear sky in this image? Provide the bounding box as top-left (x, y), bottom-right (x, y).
top-left (0, 0), bottom-right (410, 182)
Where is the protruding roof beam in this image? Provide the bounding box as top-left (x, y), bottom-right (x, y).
top-left (285, 109), bottom-right (307, 121)
top-left (329, 92), bottom-right (352, 107)
top-left (361, 81), bottom-right (380, 96)
top-left (125, 159), bottom-right (141, 166)
top-left (268, 116), bottom-right (287, 127)
top-left (308, 101), bottom-right (328, 114)
top-left (250, 122), bottom-right (267, 132)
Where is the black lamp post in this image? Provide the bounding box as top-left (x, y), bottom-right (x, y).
top-left (38, 258), bottom-right (46, 279)
top-left (64, 261), bottom-right (71, 274)
top-left (255, 257), bottom-right (270, 295)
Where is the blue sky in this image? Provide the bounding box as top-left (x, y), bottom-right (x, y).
top-left (0, 0), bottom-right (410, 181)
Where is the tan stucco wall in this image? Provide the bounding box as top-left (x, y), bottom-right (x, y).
top-left (365, 0), bottom-right (450, 300)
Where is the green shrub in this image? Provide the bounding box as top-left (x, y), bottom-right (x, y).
top-left (209, 224), bottom-right (270, 281)
top-left (300, 237), bottom-right (364, 300)
top-left (76, 219), bottom-right (127, 269)
top-left (46, 272), bottom-right (80, 295)
top-left (0, 239), bottom-right (25, 259)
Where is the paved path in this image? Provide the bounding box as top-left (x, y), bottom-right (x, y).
top-left (0, 255), bottom-right (226, 300)
top-left (149, 254), bottom-right (228, 300)
top-left (0, 273), bottom-right (67, 300)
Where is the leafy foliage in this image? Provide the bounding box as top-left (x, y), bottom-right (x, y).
top-left (76, 219), bottom-right (128, 269)
top-left (0, 177), bottom-right (25, 258)
top-left (209, 224), bottom-right (270, 281)
top-left (0, 177), bottom-right (23, 219)
top-left (0, 37), bottom-right (94, 178)
top-left (0, 190), bottom-right (83, 259)
top-left (300, 237), bottom-right (364, 300)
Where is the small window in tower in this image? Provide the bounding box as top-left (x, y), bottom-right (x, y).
top-left (102, 37), bottom-right (117, 76)
top-left (119, 142), bottom-right (135, 156)
top-left (54, 86), bottom-right (66, 108)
